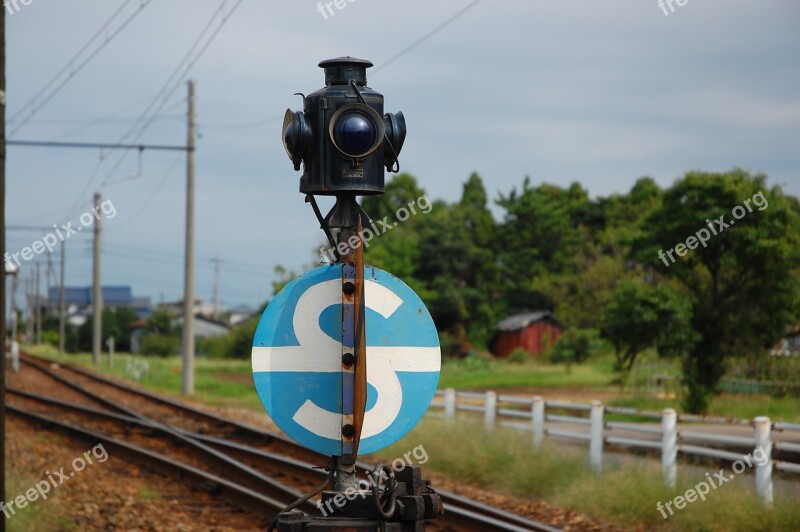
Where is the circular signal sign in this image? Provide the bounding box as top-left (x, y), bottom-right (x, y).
top-left (251, 264), bottom-right (441, 455)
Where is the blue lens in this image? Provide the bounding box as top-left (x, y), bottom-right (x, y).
top-left (333, 112), bottom-right (377, 156)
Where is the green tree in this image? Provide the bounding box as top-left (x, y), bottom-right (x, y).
top-left (361, 173), bottom-right (427, 222)
top-left (603, 279), bottom-right (694, 374)
top-left (113, 307), bottom-right (140, 351)
top-left (495, 179), bottom-right (582, 313)
top-left (632, 170), bottom-right (800, 412)
top-left (147, 308), bottom-right (176, 336)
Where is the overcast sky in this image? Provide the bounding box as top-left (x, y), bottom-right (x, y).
top-left (6, 0), bottom-right (800, 311)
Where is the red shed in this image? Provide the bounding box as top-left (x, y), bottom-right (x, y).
top-left (489, 311), bottom-right (562, 358)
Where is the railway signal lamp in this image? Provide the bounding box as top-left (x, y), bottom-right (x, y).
top-left (282, 57), bottom-right (405, 196)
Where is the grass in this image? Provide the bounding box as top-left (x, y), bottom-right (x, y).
top-left (609, 394), bottom-right (800, 423)
top-left (25, 344), bottom-right (264, 412)
top-left (438, 354), bottom-right (617, 390)
top-left (379, 419), bottom-right (800, 531)
top-left (26, 344), bottom-right (799, 422)
top-left (19, 343), bottom-right (800, 530)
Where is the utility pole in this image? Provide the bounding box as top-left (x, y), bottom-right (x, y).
top-left (181, 80), bottom-right (196, 395)
top-left (46, 247), bottom-right (52, 300)
top-left (92, 191), bottom-right (102, 364)
top-left (25, 275), bottom-right (32, 342)
top-left (58, 239), bottom-right (65, 353)
top-left (35, 261), bottom-right (41, 344)
top-left (211, 257), bottom-right (222, 320)
top-left (11, 268), bottom-right (18, 340)
top-left (1, 6), bottom-right (7, 525)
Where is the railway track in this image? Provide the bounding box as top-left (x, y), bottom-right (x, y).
top-left (16, 353), bottom-right (559, 531)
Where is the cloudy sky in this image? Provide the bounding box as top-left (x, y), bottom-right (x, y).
top-left (6, 0), bottom-right (799, 311)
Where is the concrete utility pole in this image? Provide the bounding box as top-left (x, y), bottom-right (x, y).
top-left (35, 261), bottom-right (41, 344)
top-left (92, 191), bottom-right (102, 364)
top-left (211, 257), bottom-right (222, 320)
top-left (25, 275), bottom-right (33, 342)
top-left (181, 80), bottom-right (196, 395)
top-left (10, 268), bottom-right (18, 340)
top-left (58, 239), bottom-right (65, 353)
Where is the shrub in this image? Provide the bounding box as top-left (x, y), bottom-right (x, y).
top-left (549, 328), bottom-right (604, 364)
top-left (507, 347), bottom-right (529, 364)
top-left (140, 334), bottom-right (180, 357)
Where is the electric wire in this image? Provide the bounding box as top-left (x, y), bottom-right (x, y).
top-left (372, 0), bottom-right (484, 73)
top-left (8, 0), bottom-right (134, 124)
top-left (51, 0), bottom-right (244, 229)
top-left (9, 0), bottom-right (155, 136)
top-left (94, 0), bottom-right (246, 194)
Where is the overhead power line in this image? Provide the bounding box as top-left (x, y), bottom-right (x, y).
top-left (92, 0), bottom-right (245, 196)
top-left (44, 0), bottom-right (243, 229)
top-left (9, 0), bottom-right (155, 136)
top-left (51, 96), bottom-right (185, 142)
top-left (373, 0), bottom-right (484, 73)
top-left (7, 139), bottom-right (189, 152)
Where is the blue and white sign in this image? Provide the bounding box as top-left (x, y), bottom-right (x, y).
top-left (252, 264), bottom-right (440, 455)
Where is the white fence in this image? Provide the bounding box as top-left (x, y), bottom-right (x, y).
top-left (430, 389), bottom-right (800, 507)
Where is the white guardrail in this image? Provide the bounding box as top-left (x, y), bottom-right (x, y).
top-left (429, 389), bottom-right (800, 507)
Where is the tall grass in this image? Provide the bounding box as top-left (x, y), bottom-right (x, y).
top-left (378, 419), bottom-right (800, 531)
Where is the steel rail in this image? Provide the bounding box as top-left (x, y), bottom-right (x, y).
top-left (20, 353), bottom-right (277, 443)
top-left (7, 385), bottom-right (317, 513)
top-left (20, 353), bottom-right (559, 531)
top-left (6, 404), bottom-right (284, 520)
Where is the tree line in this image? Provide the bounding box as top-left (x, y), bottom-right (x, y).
top-left (354, 169), bottom-right (800, 412)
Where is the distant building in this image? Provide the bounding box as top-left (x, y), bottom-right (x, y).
top-left (772, 325), bottom-right (800, 356)
top-left (129, 315), bottom-right (229, 355)
top-left (176, 315), bottom-right (230, 339)
top-left (228, 304), bottom-right (257, 326)
top-left (159, 298), bottom-right (218, 320)
top-left (47, 285), bottom-right (151, 326)
top-left (489, 311), bottom-right (562, 358)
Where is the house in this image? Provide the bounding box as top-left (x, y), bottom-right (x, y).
top-left (772, 326), bottom-right (800, 356)
top-left (228, 304), bottom-right (257, 326)
top-left (129, 316), bottom-right (229, 355)
top-left (489, 311), bottom-right (562, 358)
top-left (46, 285), bottom-right (152, 326)
top-left (177, 315), bottom-right (230, 339)
top-left (159, 298), bottom-right (217, 320)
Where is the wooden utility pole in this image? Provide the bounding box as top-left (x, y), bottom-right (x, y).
top-left (92, 191), bottom-right (102, 364)
top-left (181, 80), bottom-right (196, 395)
top-left (1, 5), bottom-right (7, 528)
